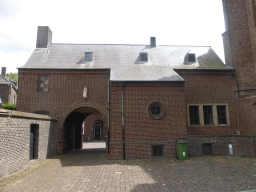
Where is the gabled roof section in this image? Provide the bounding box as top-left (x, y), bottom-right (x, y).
top-left (0, 75), bottom-right (18, 90)
top-left (19, 43), bottom-right (230, 81)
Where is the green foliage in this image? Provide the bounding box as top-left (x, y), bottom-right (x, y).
top-left (2, 103), bottom-right (16, 110)
top-left (6, 72), bottom-right (18, 82)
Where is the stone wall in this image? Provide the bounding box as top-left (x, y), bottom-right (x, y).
top-left (0, 109), bottom-right (57, 179)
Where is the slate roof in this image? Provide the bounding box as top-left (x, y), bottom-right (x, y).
top-left (19, 43), bottom-right (232, 81)
top-left (0, 75), bottom-right (18, 90)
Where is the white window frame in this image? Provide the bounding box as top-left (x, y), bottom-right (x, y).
top-left (187, 103), bottom-right (230, 127)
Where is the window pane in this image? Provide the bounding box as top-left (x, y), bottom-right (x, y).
top-left (203, 105), bottom-right (213, 125)
top-left (153, 145), bottom-right (163, 157)
top-left (84, 52), bottom-right (93, 61)
top-left (189, 106), bottom-right (200, 125)
top-left (217, 105), bottom-right (227, 124)
top-left (39, 76), bottom-right (49, 92)
top-left (150, 104), bottom-right (161, 115)
top-left (140, 53), bottom-right (148, 61)
top-left (188, 53), bottom-right (196, 62)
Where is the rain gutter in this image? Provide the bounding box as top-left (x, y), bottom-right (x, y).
top-left (107, 70), bottom-right (110, 154)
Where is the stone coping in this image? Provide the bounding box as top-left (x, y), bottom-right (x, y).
top-left (0, 109), bottom-right (57, 121)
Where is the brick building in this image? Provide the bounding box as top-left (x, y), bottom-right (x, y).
top-left (0, 67), bottom-right (17, 105)
top-left (17, 22), bottom-right (243, 160)
top-left (221, 0), bottom-right (256, 136)
top-left (186, 0), bottom-right (256, 157)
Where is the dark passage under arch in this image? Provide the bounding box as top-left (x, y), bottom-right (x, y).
top-left (63, 107), bottom-right (105, 152)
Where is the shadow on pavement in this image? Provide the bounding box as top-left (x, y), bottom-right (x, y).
top-left (50, 148), bottom-right (256, 192)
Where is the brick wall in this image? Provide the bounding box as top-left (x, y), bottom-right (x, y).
top-left (222, 0), bottom-right (256, 92)
top-left (82, 113), bottom-right (106, 141)
top-left (0, 109), bottom-right (57, 179)
top-left (17, 69), bottom-right (109, 154)
top-left (175, 69), bottom-right (238, 135)
top-left (236, 95), bottom-right (256, 134)
top-left (187, 135), bottom-right (256, 157)
top-left (109, 82), bottom-right (187, 159)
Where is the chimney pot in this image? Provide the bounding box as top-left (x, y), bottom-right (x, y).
top-left (1, 67), bottom-right (6, 77)
top-left (150, 37), bottom-right (156, 47)
top-left (36, 26), bottom-right (52, 48)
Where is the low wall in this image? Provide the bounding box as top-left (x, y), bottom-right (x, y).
top-left (187, 135), bottom-right (256, 157)
top-left (0, 109), bottom-right (57, 179)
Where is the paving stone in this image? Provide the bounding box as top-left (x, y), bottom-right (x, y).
top-left (1, 149), bottom-right (256, 192)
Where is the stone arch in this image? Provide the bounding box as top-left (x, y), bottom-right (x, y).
top-left (62, 102), bottom-right (108, 126)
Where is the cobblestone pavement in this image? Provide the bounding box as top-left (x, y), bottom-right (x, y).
top-left (1, 144), bottom-right (256, 192)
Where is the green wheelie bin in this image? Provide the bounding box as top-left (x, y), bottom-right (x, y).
top-left (176, 140), bottom-right (188, 160)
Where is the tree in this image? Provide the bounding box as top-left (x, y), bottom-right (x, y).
top-left (6, 72), bottom-right (18, 82)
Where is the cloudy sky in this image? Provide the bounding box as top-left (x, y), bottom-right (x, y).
top-left (0, 0), bottom-right (226, 73)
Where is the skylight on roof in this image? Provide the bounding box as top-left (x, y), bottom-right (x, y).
top-left (84, 52), bottom-right (93, 61)
top-left (140, 53), bottom-right (148, 62)
top-left (188, 53), bottom-right (196, 63)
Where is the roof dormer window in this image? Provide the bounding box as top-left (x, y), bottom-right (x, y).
top-left (84, 52), bottom-right (93, 61)
top-left (188, 53), bottom-right (196, 63)
top-left (140, 52), bottom-right (148, 62)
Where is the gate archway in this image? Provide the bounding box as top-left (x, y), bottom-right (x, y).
top-left (63, 107), bottom-right (106, 152)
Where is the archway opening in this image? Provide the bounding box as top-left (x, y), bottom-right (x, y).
top-left (63, 107), bottom-right (106, 152)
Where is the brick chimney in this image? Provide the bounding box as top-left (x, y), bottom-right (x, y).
top-left (1, 67), bottom-right (6, 77)
top-left (36, 26), bottom-right (52, 48)
top-left (150, 37), bottom-right (156, 47)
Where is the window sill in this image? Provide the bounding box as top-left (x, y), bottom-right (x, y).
top-left (188, 124), bottom-right (230, 127)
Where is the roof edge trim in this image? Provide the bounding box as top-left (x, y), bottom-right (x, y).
top-left (18, 68), bottom-right (111, 71)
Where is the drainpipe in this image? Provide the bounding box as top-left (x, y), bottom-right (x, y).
top-left (122, 82), bottom-right (125, 160)
top-left (234, 69), bottom-right (240, 98)
top-left (107, 70), bottom-right (110, 154)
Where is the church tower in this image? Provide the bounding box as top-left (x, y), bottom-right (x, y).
top-left (222, 0), bottom-right (256, 97)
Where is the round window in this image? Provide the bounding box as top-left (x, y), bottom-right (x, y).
top-left (148, 101), bottom-right (165, 120)
top-left (150, 103), bottom-right (161, 115)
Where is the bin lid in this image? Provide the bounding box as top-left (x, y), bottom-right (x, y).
top-left (177, 140), bottom-right (189, 144)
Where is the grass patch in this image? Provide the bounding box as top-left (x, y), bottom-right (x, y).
top-left (2, 103), bottom-right (16, 110)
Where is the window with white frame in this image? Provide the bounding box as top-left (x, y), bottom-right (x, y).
top-left (188, 104), bottom-right (229, 126)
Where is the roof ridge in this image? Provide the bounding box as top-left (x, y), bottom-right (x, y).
top-left (48, 43), bottom-right (211, 48)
